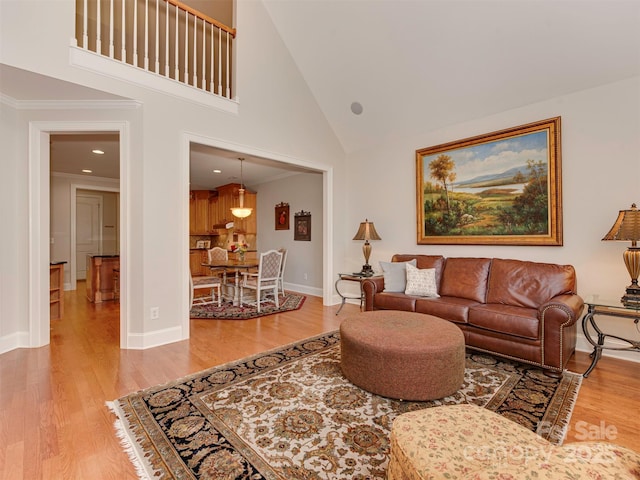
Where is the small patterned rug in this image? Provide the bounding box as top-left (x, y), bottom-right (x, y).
top-left (190, 293), bottom-right (305, 320)
top-left (108, 331), bottom-right (581, 479)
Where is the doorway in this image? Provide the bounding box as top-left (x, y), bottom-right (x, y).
top-left (29, 121), bottom-right (129, 348)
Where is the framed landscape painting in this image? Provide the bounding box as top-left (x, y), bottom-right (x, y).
top-left (416, 117), bottom-right (562, 245)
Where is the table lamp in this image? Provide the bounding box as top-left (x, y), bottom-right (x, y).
top-left (353, 219), bottom-right (381, 276)
top-left (602, 203), bottom-right (640, 305)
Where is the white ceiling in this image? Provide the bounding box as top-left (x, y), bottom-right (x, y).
top-left (3, 1), bottom-right (640, 179)
top-left (263, 0), bottom-right (640, 154)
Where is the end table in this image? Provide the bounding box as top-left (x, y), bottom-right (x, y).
top-left (581, 295), bottom-right (640, 377)
top-left (335, 273), bottom-right (381, 315)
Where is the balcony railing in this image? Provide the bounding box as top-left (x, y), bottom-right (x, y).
top-left (76, 0), bottom-right (235, 100)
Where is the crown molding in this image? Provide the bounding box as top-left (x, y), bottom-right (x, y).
top-left (0, 93), bottom-right (140, 110)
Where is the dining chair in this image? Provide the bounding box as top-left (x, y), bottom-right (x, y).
top-left (239, 249), bottom-right (283, 312)
top-left (207, 246), bottom-right (229, 282)
top-left (277, 248), bottom-right (288, 296)
top-left (189, 270), bottom-right (222, 309)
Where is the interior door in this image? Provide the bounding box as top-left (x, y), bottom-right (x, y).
top-left (76, 194), bottom-right (102, 280)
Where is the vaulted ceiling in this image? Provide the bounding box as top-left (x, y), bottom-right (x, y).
top-left (262, 0), bottom-right (640, 154)
top-left (3, 1), bottom-right (639, 182)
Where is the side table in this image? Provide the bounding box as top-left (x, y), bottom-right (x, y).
top-left (335, 273), bottom-right (382, 315)
top-left (581, 295), bottom-right (640, 377)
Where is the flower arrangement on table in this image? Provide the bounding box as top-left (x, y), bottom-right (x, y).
top-left (230, 242), bottom-right (249, 261)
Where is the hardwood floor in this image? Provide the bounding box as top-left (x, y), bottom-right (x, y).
top-left (0, 286), bottom-right (638, 479)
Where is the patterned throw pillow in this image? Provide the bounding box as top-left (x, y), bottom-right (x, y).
top-left (380, 259), bottom-right (417, 292)
top-left (404, 263), bottom-right (439, 297)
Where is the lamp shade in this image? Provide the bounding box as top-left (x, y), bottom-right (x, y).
top-left (353, 219), bottom-right (382, 241)
top-left (602, 203), bottom-right (640, 242)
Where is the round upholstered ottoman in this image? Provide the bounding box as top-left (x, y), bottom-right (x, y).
top-left (340, 311), bottom-right (465, 401)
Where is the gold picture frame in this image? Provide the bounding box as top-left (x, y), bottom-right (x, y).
top-left (416, 117), bottom-right (562, 245)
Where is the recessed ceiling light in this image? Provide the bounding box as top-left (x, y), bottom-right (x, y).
top-left (350, 102), bottom-right (363, 115)
top-left (92, 149), bottom-right (105, 155)
top-left (213, 169), bottom-right (222, 173)
top-left (82, 169), bottom-right (93, 173)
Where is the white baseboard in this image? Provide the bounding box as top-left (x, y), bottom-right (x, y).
top-left (576, 334), bottom-right (640, 364)
top-left (0, 331), bottom-right (30, 355)
top-left (285, 282), bottom-right (322, 298)
top-left (125, 326), bottom-right (185, 350)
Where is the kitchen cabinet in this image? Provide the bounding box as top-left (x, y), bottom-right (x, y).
top-left (190, 249), bottom-right (209, 276)
top-left (216, 184), bottom-right (257, 233)
top-left (190, 190), bottom-right (213, 234)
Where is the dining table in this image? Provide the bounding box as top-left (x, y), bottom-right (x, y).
top-left (202, 259), bottom-right (259, 306)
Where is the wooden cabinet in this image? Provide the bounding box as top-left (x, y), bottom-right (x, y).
top-left (50, 262), bottom-right (65, 320)
top-left (208, 191), bottom-right (221, 228)
top-left (190, 249), bottom-right (209, 276)
top-left (216, 183), bottom-right (257, 233)
top-left (236, 191), bottom-right (257, 234)
top-left (190, 185), bottom-right (257, 233)
top-left (191, 190), bottom-right (213, 234)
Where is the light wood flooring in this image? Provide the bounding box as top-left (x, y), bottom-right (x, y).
top-left (0, 285), bottom-right (638, 479)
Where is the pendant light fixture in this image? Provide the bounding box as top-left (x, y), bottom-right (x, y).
top-left (230, 158), bottom-right (253, 219)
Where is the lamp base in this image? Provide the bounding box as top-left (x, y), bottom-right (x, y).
top-left (358, 264), bottom-right (374, 277)
top-left (622, 285), bottom-right (640, 307)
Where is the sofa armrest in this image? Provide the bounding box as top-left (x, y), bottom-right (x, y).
top-left (362, 276), bottom-right (385, 311)
top-left (539, 294), bottom-right (585, 370)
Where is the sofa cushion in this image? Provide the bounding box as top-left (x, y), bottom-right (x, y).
top-left (380, 259), bottom-right (417, 292)
top-left (415, 296), bottom-right (477, 324)
top-left (486, 258), bottom-right (576, 309)
top-left (440, 257), bottom-right (491, 303)
top-left (373, 292), bottom-right (417, 311)
top-left (468, 304), bottom-right (539, 340)
top-left (404, 264), bottom-right (439, 297)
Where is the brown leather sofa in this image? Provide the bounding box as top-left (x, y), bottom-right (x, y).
top-left (361, 255), bottom-right (584, 374)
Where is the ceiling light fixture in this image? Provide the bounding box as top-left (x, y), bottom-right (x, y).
top-left (82, 169), bottom-right (93, 173)
top-left (230, 158), bottom-right (253, 219)
top-left (92, 149), bottom-right (105, 155)
top-left (213, 169), bottom-right (222, 174)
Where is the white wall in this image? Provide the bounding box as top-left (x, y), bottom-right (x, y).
top-left (0, 0), bottom-right (346, 352)
top-left (256, 172), bottom-right (324, 296)
top-left (0, 101), bottom-right (27, 350)
top-left (346, 76), bottom-right (640, 362)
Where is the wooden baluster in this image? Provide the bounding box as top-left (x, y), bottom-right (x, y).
top-left (184, 10), bottom-right (189, 83)
top-left (154, 0), bottom-right (159, 73)
top-left (97, 0), bottom-right (102, 54)
top-left (217, 27), bottom-right (222, 95)
top-left (192, 14), bottom-right (197, 86)
top-left (210, 23), bottom-right (214, 93)
top-left (109, 0), bottom-right (114, 58)
top-left (121, 0), bottom-right (126, 61)
top-left (174, 4), bottom-right (179, 80)
top-left (82, 0), bottom-right (88, 48)
top-left (201, 18), bottom-right (206, 89)
top-left (133, 0), bottom-right (138, 66)
top-left (144, 0), bottom-right (149, 70)
top-left (164, 0), bottom-right (169, 76)
top-left (225, 30), bottom-right (230, 98)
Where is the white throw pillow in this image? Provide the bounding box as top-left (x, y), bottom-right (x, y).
top-left (405, 263), bottom-right (440, 297)
top-left (380, 259), bottom-right (417, 292)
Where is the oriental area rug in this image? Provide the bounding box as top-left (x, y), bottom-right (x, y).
top-left (190, 293), bottom-right (305, 320)
top-left (108, 331), bottom-right (581, 480)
